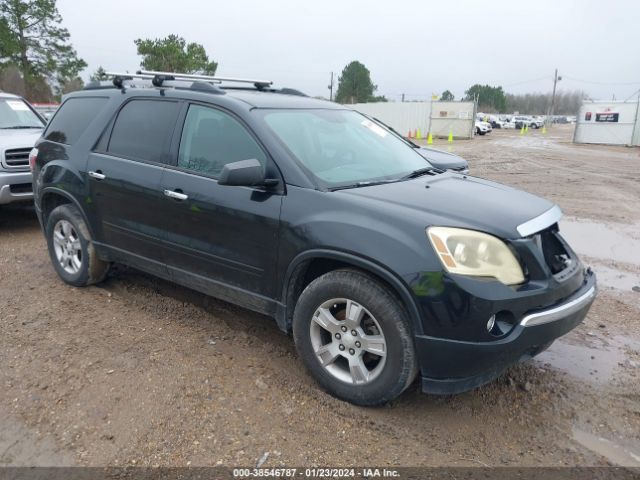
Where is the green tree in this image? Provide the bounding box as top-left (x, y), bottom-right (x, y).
top-left (89, 65), bottom-right (107, 81)
top-left (335, 61), bottom-right (379, 104)
top-left (135, 35), bottom-right (218, 74)
top-left (440, 90), bottom-right (454, 101)
top-left (0, 0), bottom-right (86, 101)
top-left (0, 17), bottom-right (18, 62)
top-left (464, 84), bottom-right (507, 112)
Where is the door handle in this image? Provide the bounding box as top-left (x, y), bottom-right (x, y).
top-left (88, 170), bottom-right (106, 180)
top-left (163, 189), bottom-right (189, 201)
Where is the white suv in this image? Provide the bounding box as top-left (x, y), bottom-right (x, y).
top-left (0, 92), bottom-right (46, 204)
top-left (475, 120), bottom-right (491, 135)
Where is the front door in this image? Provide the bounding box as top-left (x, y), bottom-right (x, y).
top-left (160, 104), bottom-right (283, 309)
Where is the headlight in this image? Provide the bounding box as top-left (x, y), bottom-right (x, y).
top-left (427, 227), bottom-right (525, 285)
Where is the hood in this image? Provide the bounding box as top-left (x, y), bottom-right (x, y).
top-left (338, 173), bottom-right (556, 239)
top-left (416, 147), bottom-right (468, 170)
top-left (0, 128), bottom-right (43, 150)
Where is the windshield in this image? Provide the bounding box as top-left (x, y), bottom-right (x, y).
top-left (261, 109), bottom-right (431, 188)
top-left (0, 98), bottom-right (44, 129)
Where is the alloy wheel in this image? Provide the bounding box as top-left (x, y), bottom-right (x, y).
top-left (52, 219), bottom-right (82, 274)
top-left (309, 298), bottom-right (387, 385)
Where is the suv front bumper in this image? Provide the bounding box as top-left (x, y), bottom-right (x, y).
top-left (0, 170), bottom-right (33, 205)
top-left (417, 270), bottom-right (597, 394)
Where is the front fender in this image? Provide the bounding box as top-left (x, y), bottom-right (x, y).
top-left (277, 248), bottom-right (425, 336)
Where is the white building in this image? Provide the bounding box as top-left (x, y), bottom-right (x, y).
top-left (573, 99), bottom-right (640, 146)
top-left (348, 101), bottom-right (477, 139)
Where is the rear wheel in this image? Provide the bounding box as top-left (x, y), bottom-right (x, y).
top-left (293, 269), bottom-right (418, 406)
top-left (45, 204), bottom-right (110, 286)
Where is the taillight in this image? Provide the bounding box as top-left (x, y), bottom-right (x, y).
top-left (29, 147), bottom-right (38, 171)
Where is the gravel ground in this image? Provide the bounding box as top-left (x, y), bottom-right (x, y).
top-left (0, 125), bottom-right (639, 468)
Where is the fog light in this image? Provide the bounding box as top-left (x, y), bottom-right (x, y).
top-left (488, 311), bottom-right (517, 337)
top-left (486, 315), bottom-right (496, 332)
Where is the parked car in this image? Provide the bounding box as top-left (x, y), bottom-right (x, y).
top-left (512, 116), bottom-right (532, 129)
top-left (363, 115), bottom-right (469, 174)
top-left (475, 120), bottom-right (491, 135)
top-left (529, 117), bottom-right (544, 129)
top-left (0, 91), bottom-right (46, 205)
top-left (32, 72), bottom-right (597, 406)
top-left (415, 147), bottom-right (469, 174)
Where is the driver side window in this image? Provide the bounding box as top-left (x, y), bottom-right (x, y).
top-left (178, 105), bottom-right (267, 177)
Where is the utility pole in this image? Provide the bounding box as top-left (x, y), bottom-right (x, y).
top-left (547, 68), bottom-right (561, 126)
top-left (328, 72), bottom-right (334, 102)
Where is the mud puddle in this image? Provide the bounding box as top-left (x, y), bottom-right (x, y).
top-left (559, 219), bottom-right (640, 266)
top-left (586, 264), bottom-right (640, 292)
top-left (558, 218), bottom-right (640, 292)
top-left (535, 335), bottom-right (640, 385)
top-left (572, 428), bottom-right (640, 467)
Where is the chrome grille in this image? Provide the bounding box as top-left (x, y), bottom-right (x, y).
top-left (3, 148), bottom-right (31, 169)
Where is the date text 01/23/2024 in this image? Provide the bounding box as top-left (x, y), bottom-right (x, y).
top-left (233, 468), bottom-right (400, 478)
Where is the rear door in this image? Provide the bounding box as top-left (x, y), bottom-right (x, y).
top-left (159, 103), bottom-right (283, 308)
top-left (86, 98), bottom-right (181, 274)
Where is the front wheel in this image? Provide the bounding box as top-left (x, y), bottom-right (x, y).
top-left (293, 270), bottom-right (418, 406)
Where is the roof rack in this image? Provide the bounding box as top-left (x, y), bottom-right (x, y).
top-left (137, 70), bottom-right (273, 89)
top-left (90, 71), bottom-right (304, 97)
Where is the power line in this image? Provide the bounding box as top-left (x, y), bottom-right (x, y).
top-left (562, 75), bottom-right (640, 86)
top-left (503, 75), bottom-right (552, 88)
top-left (623, 88), bottom-right (640, 103)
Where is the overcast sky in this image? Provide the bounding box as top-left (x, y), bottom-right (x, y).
top-left (58, 0), bottom-right (640, 102)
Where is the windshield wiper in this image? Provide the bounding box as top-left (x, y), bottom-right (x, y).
top-left (329, 179), bottom-right (397, 191)
top-left (0, 125), bottom-right (43, 129)
top-left (398, 167), bottom-right (436, 180)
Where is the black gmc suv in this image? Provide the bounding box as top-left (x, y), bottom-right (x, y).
top-left (32, 72), bottom-right (596, 406)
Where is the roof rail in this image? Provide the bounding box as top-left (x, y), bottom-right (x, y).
top-left (96, 70), bottom-right (286, 95)
top-left (104, 71), bottom-right (154, 88)
top-left (101, 71), bottom-right (226, 94)
top-left (137, 70), bottom-right (273, 89)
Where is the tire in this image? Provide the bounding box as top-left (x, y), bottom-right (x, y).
top-left (45, 204), bottom-right (110, 287)
top-left (292, 269), bottom-right (418, 406)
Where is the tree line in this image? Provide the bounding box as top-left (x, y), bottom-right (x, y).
top-left (333, 67), bottom-right (586, 115)
top-left (435, 85), bottom-right (584, 114)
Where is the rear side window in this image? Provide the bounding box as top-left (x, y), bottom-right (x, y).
top-left (107, 100), bottom-right (180, 163)
top-left (44, 97), bottom-right (108, 144)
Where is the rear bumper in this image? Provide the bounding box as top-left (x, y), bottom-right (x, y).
top-left (418, 270), bottom-right (597, 394)
top-left (0, 170), bottom-right (33, 204)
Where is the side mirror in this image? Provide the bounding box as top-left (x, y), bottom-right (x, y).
top-left (218, 159), bottom-right (266, 187)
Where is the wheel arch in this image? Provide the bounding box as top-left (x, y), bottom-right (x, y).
top-left (277, 249), bottom-right (423, 336)
top-left (39, 187), bottom-right (96, 239)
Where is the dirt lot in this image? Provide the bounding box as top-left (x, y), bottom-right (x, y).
top-left (1, 125), bottom-right (639, 468)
